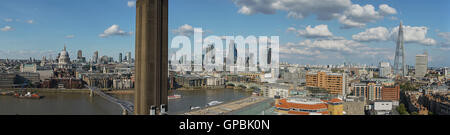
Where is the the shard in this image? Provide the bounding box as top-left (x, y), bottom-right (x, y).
top-left (394, 21), bottom-right (406, 77)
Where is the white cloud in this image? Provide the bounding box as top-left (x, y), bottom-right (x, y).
top-left (352, 25), bottom-right (437, 46)
top-left (280, 36), bottom-right (393, 64)
top-left (438, 32), bottom-right (450, 47)
top-left (280, 43), bottom-right (320, 56)
top-left (26, 20), bottom-right (34, 24)
top-left (298, 39), bottom-right (363, 53)
top-left (172, 24), bottom-right (203, 36)
top-left (292, 24), bottom-right (333, 38)
top-left (282, 38), bottom-right (365, 54)
top-left (286, 27), bottom-right (296, 33)
top-left (1, 26), bottom-right (14, 32)
top-left (231, 0), bottom-right (397, 29)
top-left (99, 24), bottom-right (133, 38)
top-left (339, 4), bottom-right (396, 28)
top-left (338, 15), bottom-right (366, 28)
top-left (233, 0), bottom-right (278, 15)
top-left (172, 24), bottom-right (194, 36)
top-left (438, 32), bottom-right (450, 40)
top-left (390, 25), bottom-right (437, 46)
top-left (127, 1), bottom-right (136, 7)
top-left (238, 5), bottom-right (255, 15)
top-left (66, 35), bottom-right (75, 39)
top-left (3, 18), bottom-right (35, 24)
top-left (4, 18), bottom-right (13, 22)
top-left (379, 4), bottom-right (397, 15)
top-left (233, 0), bottom-right (351, 20)
top-left (338, 4), bottom-right (384, 28)
top-left (352, 27), bottom-right (389, 42)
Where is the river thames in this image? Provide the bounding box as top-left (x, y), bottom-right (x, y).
top-left (0, 88), bottom-right (251, 115)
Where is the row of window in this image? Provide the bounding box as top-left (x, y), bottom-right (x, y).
top-left (354, 87), bottom-right (382, 100)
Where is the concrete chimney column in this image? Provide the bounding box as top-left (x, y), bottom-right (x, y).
top-left (134, 0), bottom-right (169, 115)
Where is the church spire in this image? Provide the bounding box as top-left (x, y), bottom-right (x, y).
top-left (64, 44), bottom-right (67, 51)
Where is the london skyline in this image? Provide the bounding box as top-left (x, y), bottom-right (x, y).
top-left (0, 0), bottom-right (449, 67)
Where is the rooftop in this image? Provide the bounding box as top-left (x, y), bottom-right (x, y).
top-left (276, 98), bottom-right (328, 110)
top-left (287, 111), bottom-right (329, 115)
top-left (326, 98), bottom-right (343, 103)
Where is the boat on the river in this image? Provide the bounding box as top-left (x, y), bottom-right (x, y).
top-left (0, 91), bottom-right (14, 96)
top-left (168, 94), bottom-right (181, 100)
top-left (190, 106), bottom-right (201, 110)
top-left (207, 101), bottom-right (223, 106)
top-left (14, 92), bottom-right (42, 99)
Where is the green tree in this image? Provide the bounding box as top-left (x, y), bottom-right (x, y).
top-left (400, 82), bottom-right (417, 91)
top-left (397, 103), bottom-right (410, 115)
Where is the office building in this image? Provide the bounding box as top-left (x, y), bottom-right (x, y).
top-left (382, 85), bottom-right (400, 101)
top-left (371, 101), bottom-right (394, 115)
top-left (226, 41), bottom-right (237, 72)
top-left (16, 72), bottom-right (40, 85)
top-left (415, 52), bottom-right (428, 78)
top-left (445, 67), bottom-right (448, 76)
top-left (93, 51), bottom-right (99, 64)
top-left (379, 62), bottom-right (391, 78)
top-left (76, 50), bottom-right (86, 63)
top-left (206, 77), bottom-right (225, 86)
top-left (263, 83), bottom-right (290, 99)
top-left (119, 53), bottom-right (123, 63)
top-left (0, 73), bottom-right (16, 88)
top-left (77, 50), bottom-right (83, 59)
top-left (327, 98), bottom-right (344, 115)
top-left (306, 71), bottom-right (346, 95)
top-left (343, 96), bottom-right (366, 115)
top-left (20, 64), bottom-right (37, 73)
top-left (352, 82), bottom-right (382, 101)
top-left (127, 52), bottom-right (132, 64)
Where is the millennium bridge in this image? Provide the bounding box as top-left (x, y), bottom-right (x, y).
top-left (86, 85), bottom-right (134, 115)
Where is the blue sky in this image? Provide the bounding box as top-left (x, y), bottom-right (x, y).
top-left (0, 0), bottom-right (449, 67)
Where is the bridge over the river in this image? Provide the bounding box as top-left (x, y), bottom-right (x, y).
top-left (86, 85), bottom-right (134, 115)
top-left (226, 82), bottom-right (262, 90)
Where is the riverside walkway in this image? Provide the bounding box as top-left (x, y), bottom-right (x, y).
top-left (184, 96), bottom-right (271, 115)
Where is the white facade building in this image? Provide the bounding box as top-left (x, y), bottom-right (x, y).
top-left (379, 62), bottom-right (391, 78)
top-left (206, 77), bottom-right (225, 86)
top-left (373, 101), bottom-right (393, 115)
top-left (263, 84), bottom-right (290, 99)
top-left (112, 78), bottom-right (134, 89)
top-left (415, 52), bottom-right (428, 78)
top-left (20, 64), bottom-right (37, 72)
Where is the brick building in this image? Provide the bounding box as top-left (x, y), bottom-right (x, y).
top-left (42, 78), bottom-right (83, 89)
top-left (306, 71), bottom-right (346, 95)
top-left (382, 85), bottom-right (400, 101)
top-left (352, 82), bottom-right (383, 101)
